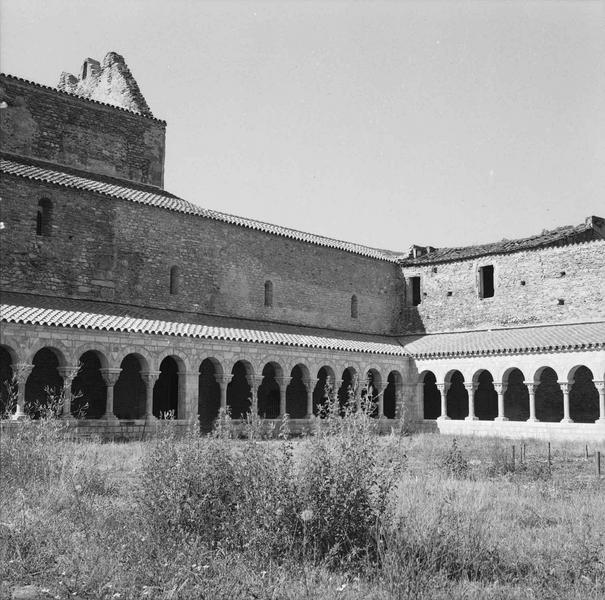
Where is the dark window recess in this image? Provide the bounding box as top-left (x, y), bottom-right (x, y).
top-left (479, 265), bottom-right (494, 299)
top-left (446, 291), bottom-right (453, 297)
top-left (520, 280), bottom-right (526, 286)
top-left (36, 198), bottom-right (53, 237)
top-left (264, 280), bottom-right (273, 307)
top-left (351, 295), bottom-right (358, 318)
top-left (560, 271), bottom-right (566, 277)
top-left (169, 266), bottom-right (180, 295)
top-left (410, 277), bottom-right (421, 306)
top-left (558, 298), bottom-right (565, 305)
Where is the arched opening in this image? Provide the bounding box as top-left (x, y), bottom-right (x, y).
top-left (534, 367), bottom-right (563, 422)
top-left (338, 368), bottom-right (356, 415)
top-left (114, 354), bottom-right (146, 419)
top-left (503, 368), bottom-right (529, 421)
top-left (25, 348), bottom-right (64, 419)
top-left (258, 363), bottom-right (280, 418)
top-left (0, 346), bottom-right (15, 417)
top-left (264, 280), bottom-right (273, 307)
top-left (169, 266), bottom-right (180, 295)
top-left (383, 371), bottom-right (400, 419)
top-left (313, 366), bottom-right (334, 416)
top-left (199, 358), bottom-right (221, 432)
top-left (351, 295), bottom-right (358, 319)
top-left (421, 371), bottom-right (440, 419)
top-left (36, 198), bottom-right (53, 237)
top-left (474, 370), bottom-right (498, 421)
top-left (153, 357), bottom-right (179, 418)
top-left (71, 351), bottom-right (106, 418)
top-left (446, 371), bottom-right (468, 420)
top-left (286, 365), bottom-right (308, 418)
top-left (569, 366), bottom-right (599, 423)
top-left (227, 361), bottom-right (252, 419)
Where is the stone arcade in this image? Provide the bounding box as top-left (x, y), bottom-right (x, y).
top-left (1, 53), bottom-right (604, 441)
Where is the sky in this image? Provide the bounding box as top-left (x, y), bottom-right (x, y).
top-left (1, 0), bottom-right (603, 252)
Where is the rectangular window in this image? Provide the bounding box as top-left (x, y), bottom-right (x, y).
top-left (479, 265), bottom-right (494, 299)
top-left (410, 276), bottom-right (421, 306)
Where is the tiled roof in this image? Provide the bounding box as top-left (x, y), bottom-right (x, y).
top-left (399, 222), bottom-right (601, 266)
top-left (0, 301), bottom-right (408, 356)
top-left (399, 322), bottom-right (605, 358)
top-left (0, 73), bottom-right (165, 124)
top-left (0, 156), bottom-right (399, 262)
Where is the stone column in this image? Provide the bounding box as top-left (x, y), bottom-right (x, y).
top-left (526, 383), bottom-right (538, 422)
top-left (376, 384), bottom-right (385, 418)
top-left (595, 381), bottom-right (605, 424)
top-left (100, 368), bottom-right (121, 421)
top-left (437, 382), bottom-right (450, 420)
top-left (11, 363), bottom-right (33, 420)
top-left (303, 378), bottom-right (315, 418)
top-left (179, 371), bottom-right (198, 422)
top-left (277, 376), bottom-right (291, 416)
top-left (494, 382), bottom-right (508, 422)
top-left (141, 370), bottom-right (161, 421)
top-left (559, 381), bottom-right (573, 423)
top-left (251, 375), bottom-right (263, 416)
top-left (215, 373), bottom-right (232, 412)
top-left (58, 365), bottom-right (80, 419)
top-left (464, 382), bottom-right (478, 421)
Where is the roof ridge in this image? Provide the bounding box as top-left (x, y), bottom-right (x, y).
top-left (0, 73), bottom-right (166, 125)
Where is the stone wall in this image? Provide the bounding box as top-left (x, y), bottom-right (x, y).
top-left (0, 76), bottom-right (165, 187)
top-left (399, 240), bottom-right (605, 333)
top-left (1, 175), bottom-right (403, 335)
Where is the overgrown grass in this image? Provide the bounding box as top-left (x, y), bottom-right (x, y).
top-left (1, 410), bottom-right (604, 599)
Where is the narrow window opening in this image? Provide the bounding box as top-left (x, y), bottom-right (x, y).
top-left (264, 280), bottom-right (273, 307)
top-left (446, 291), bottom-right (453, 297)
top-left (351, 295), bottom-right (358, 318)
top-left (560, 271), bottom-right (566, 277)
top-left (558, 298), bottom-right (565, 306)
top-left (520, 280), bottom-right (526, 286)
top-left (410, 277), bottom-right (421, 306)
top-left (36, 198), bottom-right (52, 237)
top-left (478, 265), bottom-right (494, 299)
top-left (169, 266), bottom-right (180, 295)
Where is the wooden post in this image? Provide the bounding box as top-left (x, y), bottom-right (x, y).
top-left (597, 451), bottom-right (601, 477)
top-left (585, 444), bottom-right (589, 460)
top-left (547, 442), bottom-right (551, 470)
top-left (512, 445), bottom-right (516, 471)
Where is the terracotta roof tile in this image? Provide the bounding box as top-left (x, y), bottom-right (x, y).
top-left (399, 322), bottom-right (605, 358)
top-left (1, 156), bottom-right (398, 261)
top-left (0, 301), bottom-right (408, 356)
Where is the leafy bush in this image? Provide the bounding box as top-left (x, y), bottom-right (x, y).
top-left (440, 438), bottom-right (470, 479)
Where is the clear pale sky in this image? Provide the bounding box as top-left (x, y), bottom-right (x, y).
top-left (2, 1), bottom-right (603, 252)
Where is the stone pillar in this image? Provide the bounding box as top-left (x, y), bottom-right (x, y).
top-left (179, 371), bottom-right (198, 422)
top-left (277, 376), bottom-right (291, 416)
top-left (376, 384), bottom-right (385, 418)
top-left (494, 382), bottom-right (508, 422)
top-left (141, 370), bottom-right (161, 421)
top-left (215, 373), bottom-right (232, 412)
top-left (526, 383), bottom-right (538, 422)
top-left (464, 382), bottom-right (478, 421)
top-left (251, 375), bottom-right (263, 415)
top-left (100, 368), bottom-right (121, 421)
top-left (303, 378), bottom-right (315, 418)
top-left (559, 381), bottom-right (573, 423)
top-left (58, 365), bottom-right (80, 419)
top-left (595, 381), bottom-right (605, 424)
top-left (436, 382), bottom-right (450, 420)
top-left (11, 363), bottom-right (33, 420)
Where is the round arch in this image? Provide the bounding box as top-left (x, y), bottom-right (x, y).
top-left (445, 369), bottom-right (467, 420)
top-left (227, 359), bottom-right (254, 419)
top-left (199, 357), bottom-right (223, 432)
top-left (534, 366), bottom-right (563, 422)
top-left (71, 349), bottom-right (109, 418)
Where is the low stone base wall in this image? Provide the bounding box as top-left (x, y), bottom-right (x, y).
top-left (417, 419), bottom-right (605, 443)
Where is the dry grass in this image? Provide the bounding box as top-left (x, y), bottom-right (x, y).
top-left (1, 419), bottom-right (604, 600)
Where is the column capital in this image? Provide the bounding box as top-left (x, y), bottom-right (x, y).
top-left (594, 380), bottom-right (604, 393)
top-left (493, 382), bottom-right (507, 394)
top-left (141, 370), bottom-right (162, 383)
top-left (58, 365), bottom-right (81, 381)
top-left (436, 382), bottom-right (450, 393)
top-left (464, 382), bottom-right (478, 392)
top-left (277, 376), bottom-right (292, 388)
top-left (526, 382), bottom-right (536, 394)
top-left (214, 373), bottom-right (233, 386)
top-left (252, 375), bottom-right (264, 388)
top-left (100, 367), bottom-right (122, 387)
top-left (13, 363), bottom-right (34, 384)
top-left (558, 381), bottom-right (570, 394)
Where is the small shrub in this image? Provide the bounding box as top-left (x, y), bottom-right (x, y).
top-left (441, 438), bottom-right (470, 479)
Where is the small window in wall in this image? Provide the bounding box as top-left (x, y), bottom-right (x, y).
top-left (264, 280), bottom-right (273, 307)
top-left (169, 266), bottom-right (180, 295)
top-left (479, 265), bottom-right (494, 299)
top-left (36, 198), bottom-right (53, 237)
top-left (410, 277), bottom-right (421, 306)
top-left (351, 295), bottom-right (358, 318)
